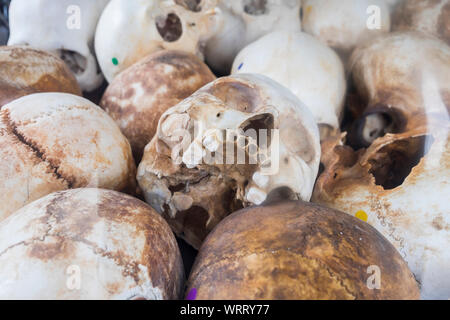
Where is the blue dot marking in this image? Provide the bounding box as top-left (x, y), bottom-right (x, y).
top-left (238, 62), bottom-right (244, 70)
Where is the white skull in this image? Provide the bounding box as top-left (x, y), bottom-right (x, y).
top-left (302, 0), bottom-right (391, 60)
top-left (232, 31), bottom-right (346, 138)
top-left (313, 32), bottom-right (450, 300)
top-left (7, 0), bottom-right (110, 92)
top-left (205, 0), bottom-right (302, 74)
top-left (95, 0), bottom-right (220, 83)
top-left (137, 74), bottom-right (321, 249)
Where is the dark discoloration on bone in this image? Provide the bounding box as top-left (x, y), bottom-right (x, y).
top-left (2, 189), bottom-right (184, 299)
top-left (187, 201), bottom-right (420, 300)
top-left (101, 50), bottom-right (215, 161)
top-left (393, 0), bottom-right (450, 45)
top-left (0, 46), bottom-right (81, 108)
top-left (205, 78), bottom-right (263, 113)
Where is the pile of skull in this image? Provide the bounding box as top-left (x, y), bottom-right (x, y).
top-left (0, 0), bottom-right (448, 300)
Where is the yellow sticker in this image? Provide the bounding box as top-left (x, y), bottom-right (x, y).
top-left (355, 210), bottom-right (368, 222)
top-left (305, 6), bottom-right (312, 15)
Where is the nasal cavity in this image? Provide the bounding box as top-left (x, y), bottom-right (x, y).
top-left (156, 13), bottom-right (183, 42)
top-left (243, 0), bottom-right (268, 15)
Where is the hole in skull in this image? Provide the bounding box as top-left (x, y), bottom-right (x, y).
top-left (175, 0), bottom-right (202, 12)
top-left (368, 135), bottom-right (434, 190)
top-left (59, 50), bottom-right (87, 75)
top-left (243, 0), bottom-right (268, 15)
top-left (156, 13), bottom-right (183, 42)
top-left (349, 107), bottom-right (406, 149)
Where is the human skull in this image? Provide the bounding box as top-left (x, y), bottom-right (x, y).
top-left (393, 0), bottom-right (450, 46)
top-left (205, 0), bottom-right (302, 74)
top-left (347, 32), bottom-right (450, 148)
top-left (0, 188), bottom-right (184, 300)
top-left (302, 0), bottom-right (391, 60)
top-left (137, 74), bottom-right (321, 249)
top-left (95, 0), bottom-right (220, 83)
top-left (187, 199), bottom-right (420, 299)
top-left (313, 32), bottom-right (450, 300)
top-left (0, 46), bottom-right (81, 107)
top-left (8, 0), bottom-right (110, 92)
top-left (0, 92), bottom-right (136, 222)
top-left (232, 31), bottom-right (346, 139)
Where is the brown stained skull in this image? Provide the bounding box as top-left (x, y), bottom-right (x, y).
top-left (187, 199), bottom-right (420, 300)
top-left (0, 46), bottom-right (81, 107)
top-left (313, 32), bottom-right (450, 300)
top-left (393, 0), bottom-right (450, 46)
top-left (137, 74), bottom-right (321, 249)
top-left (0, 188), bottom-right (184, 299)
top-left (100, 50), bottom-right (216, 162)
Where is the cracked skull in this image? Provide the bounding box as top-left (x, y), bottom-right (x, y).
top-left (0, 188), bottom-right (184, 300)
top-left (232, 31), bottom-right (346, 139)
top-left (8, 0), bottom-right (110, 92)
top-left (0, 92), bottom-right (136, 222)
top-left (204, 0), bottom-right (302, 74)
top-left (0, 46), bottom-right (81, 107)
top-left (313, 32), bottom-right (450, 300)
top-left (393, 0), bottom-right (450, 46)
top-left (137, 74), bottom-right (321, 249)
top-left (302, 0), bottom-right (391, 60)
top-left (95, 0), bottom-right (220, 83)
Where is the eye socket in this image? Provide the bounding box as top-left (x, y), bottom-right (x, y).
top-left (156, 13), bottom-right (183, 42)
top-left (243, 0), bottom-right (268, 15)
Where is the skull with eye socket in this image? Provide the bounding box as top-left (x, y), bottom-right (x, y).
top-left (137, 74), bottom-right (321, 249)
top-left (95, 0), bottom-right (220, 83)
top-left (8, 0), bottom-right (110, 92)
top-left (313, 32), bottom-right (450, 300)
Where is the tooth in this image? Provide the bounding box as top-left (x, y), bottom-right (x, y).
top-left (252, 172), bottom-right (270, 188)
top-left (246, 187), bottom-right (267, 205)
top-left (182, 141), bottom-right (205, 168)
top-left (172, 194), bottom-right (194, 211)
top-left (203, 134), bottom-right (220, 152)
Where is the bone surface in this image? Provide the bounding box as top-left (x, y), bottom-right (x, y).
top-left (314, 33), bottom-right (450, 299)
top-left (302, 0), bottom-right (391, 60)
top-left (393, 0), bottom-right (450, 46)
top-left (187, 200), bottom-right (420, 299)
top-left (0, 93), bottom-right (136, 222)
top-left (137, 73), bottom-right (320, 249)
top-left (0, 188), bottom-right (184, 300)
top-left (204, 0), bottom-right (302, 74)
top-left (100, 50), bottom-right (215, 161)
top-left (232, 31), bottom-right (346, 134)
top-left (8, 0), bottom-right (109, 91)
top-left (95, 0), bottom-right (220, 83)
top-left (0, 46), bottom-right (81, 107)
